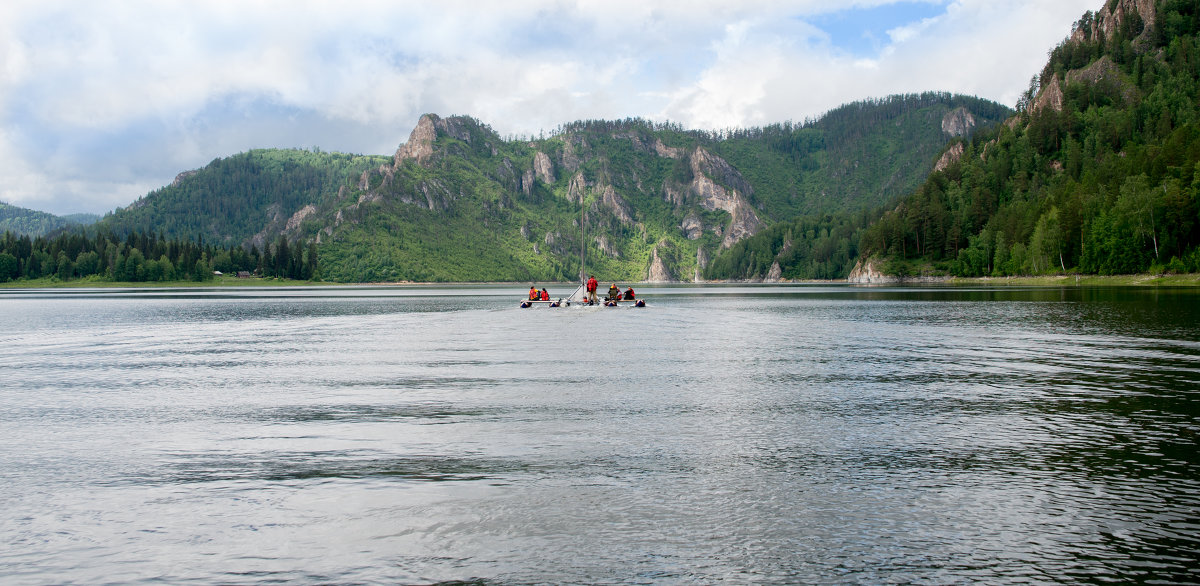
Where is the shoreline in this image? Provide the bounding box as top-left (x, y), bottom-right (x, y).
top-left (2, 272), bottom-right (1199, 289)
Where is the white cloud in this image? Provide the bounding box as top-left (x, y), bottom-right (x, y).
top-left (0, 0), bottom-right (1100, 214)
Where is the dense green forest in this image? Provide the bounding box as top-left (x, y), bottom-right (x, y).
top-left (709, 0), bottom-right (1200, 280)
top-left (711, 93), bottom-right (1011, 218)
top-left (0, 202), bottom-right (97, 237)
top-left (859, 0), bottom-right (1200, 277)
top-left (0, 229), bottom-right (317, 283)
top-left (98, 149), bottom-right (390, 245)
top-left (706, 211), bottom-right (876, 280)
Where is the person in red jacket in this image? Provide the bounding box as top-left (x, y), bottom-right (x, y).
top-left (529, 285), bottom-right (538, 300)
top-left (586, 275), bottom-right (598, 303)
top-left (539, 288), bottom-right (550, 301)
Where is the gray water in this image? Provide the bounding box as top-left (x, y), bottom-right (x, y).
top-left (1, 284), bottom-right (1198, 584)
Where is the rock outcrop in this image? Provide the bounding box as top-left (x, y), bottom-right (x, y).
top-left (394, 114), bottom-right (438, 165)
top-left (934, 142), bottom-right (965, 173)
top-left (687, 147), bottom-right (765, 248)
top-left (646, 242), bottom-right (674, 282)
top-left (846, 258), bottom-right (899, 284)
top-left (941, 107), bottom-right (976, 137)
top-left (533, 151), bottom-right (555, 184)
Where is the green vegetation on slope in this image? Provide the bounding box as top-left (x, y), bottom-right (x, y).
top-left (860, 0), bottom-right (1200, 277)
top-left (711, 93), bottom-right (1012, 219)
top-left (0, 202), bottom-right (95, 237)
top-left (710, 0), bottom-right (1200, 281)
top-left (98, 148), bottom-right (390, 246)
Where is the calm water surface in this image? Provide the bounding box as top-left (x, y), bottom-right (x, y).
top-left (1, 284), bottom-right (1198, 584)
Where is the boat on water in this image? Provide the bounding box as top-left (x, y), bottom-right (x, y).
top-left (518, 283), bottom-right (645, 308)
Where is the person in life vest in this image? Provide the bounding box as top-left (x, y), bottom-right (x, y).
top-left (539, 288), bottom-right (550, 301)
top-left (586, 275), bottom-right (598, 303)
top-left (623, 287), bottom-right (635, 300)
top-left (606, 283), bottom-right (621, 301)
top-left (529, 285), bottom-right (538, 300)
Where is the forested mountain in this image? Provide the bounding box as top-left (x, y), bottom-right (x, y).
top-left (854, 0), bottom-right (1200, 278)
top-left (0, 202), bottom-right (97, 237)
top-left (96, 149), bottom-right (390, 247)
top-left (85, 93), bottom-right (1001, 283)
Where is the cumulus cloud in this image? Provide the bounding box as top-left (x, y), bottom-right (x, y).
top-left (0, 0), bottom-right (1097, 214)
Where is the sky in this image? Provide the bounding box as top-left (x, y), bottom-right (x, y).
top-left (1, 0), bottom-right (1099, 216)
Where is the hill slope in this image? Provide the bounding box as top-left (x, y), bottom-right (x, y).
top-left (97, 94), bottom-right (1008, 282)
top-left (853, 0), bottom-right (1200, 278)
top-left (0, 202), bottom-right (97, 237)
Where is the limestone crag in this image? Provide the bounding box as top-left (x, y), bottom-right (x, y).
top-left (687, 147), bottom-right (765, 248)
top-left (285, 205), bottom-right (316, 232)
top-left (394, 114), bottom-right (438, 166)
top-left (934, 142), bottom-right (965, 173)
top-left (941, 107), bottom-right (976, 137)
top-left (846, 258), bottom-right (899, 284)
top-left (646, 242), bottom-right (674, 282)
top-left (533, 151), bottom-right (555, 184)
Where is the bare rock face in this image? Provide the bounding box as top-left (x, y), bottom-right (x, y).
top-left (285, 205), bottom-right (316, 232)
top-left (688, 147), bottom-right (765, 248)
top-left (394, 114), bottom-right (438, 166)
top-left (561, 139), bottom-right (582, 172)
top-left (654, 138), bottom-right (683, 159)
top-left (646, 243), bottom-right (674, 282)
top-left (765, 261), bottom-right (783, 282)
top-left (533, 151), bottom-right (555, 184)
top-left (941, 107), bottom-right (976, 137)
top-left (680, 214), bottom-right (703, 240)
top-left (521, 168), bottom-right (535, 196)
top-left (171, 169), bottom-right (198, 187)
top-left (934, 142), bottom-right (965, 173)
top-left (1035, 75), bottom-right (1065, 113)
top-left (847, 258), bottom-right (899, 284)
top-left (599, 184), bottom-right (633, 224)
top-left (567, 172), bottom-right (588, 205)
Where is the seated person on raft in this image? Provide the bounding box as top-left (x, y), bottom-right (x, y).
top-left (606, 284), bottom-right (621, 301)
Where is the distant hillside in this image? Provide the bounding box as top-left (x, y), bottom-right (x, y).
top-left (96, 93), bottom-right (1008, 282)
top-left (0, 202), bottom-right (97, 237)
top-left (96, 149), bottom-right (391, 247)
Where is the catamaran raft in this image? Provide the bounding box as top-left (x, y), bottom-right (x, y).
top-left (519, 283), bottom-right (645, 308)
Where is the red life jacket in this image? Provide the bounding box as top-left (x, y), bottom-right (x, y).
top-left (540, 290), bottom-right (549, 301)
top-left (529, 289), bottom-right (538, 300)
top-left (587, 278), bottom-right (597, 292)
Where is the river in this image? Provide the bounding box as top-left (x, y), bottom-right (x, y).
top-left (1, 284), bottom-right (1197, 584)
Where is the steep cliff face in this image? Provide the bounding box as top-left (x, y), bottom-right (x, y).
top-left (686, 147), bottom-right (765, 248)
